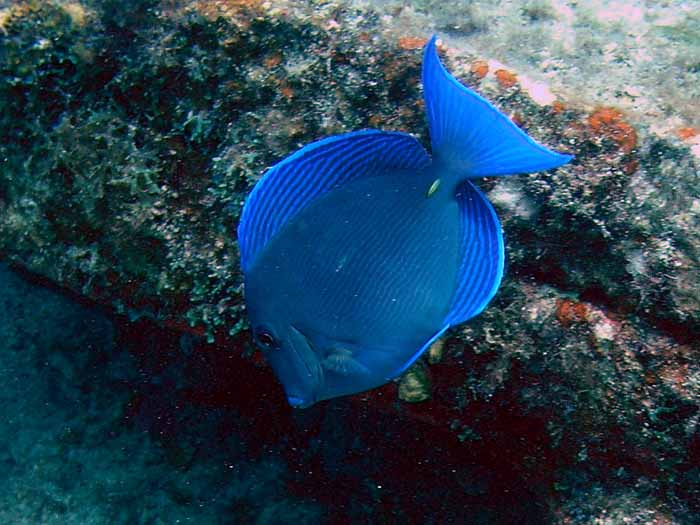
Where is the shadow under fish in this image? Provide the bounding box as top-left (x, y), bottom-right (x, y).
top-left (238, 36), bottom-right (573, 408)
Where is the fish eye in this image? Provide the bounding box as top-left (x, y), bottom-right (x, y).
top-left (255, 327), bottom-right (277, 349)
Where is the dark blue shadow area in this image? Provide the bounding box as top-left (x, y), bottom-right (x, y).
top-left (0, 263), bottom-right (552, 524)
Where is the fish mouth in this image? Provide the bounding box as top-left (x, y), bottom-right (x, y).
top-left (286, 395), bottom-right (316, 409)
top-left (286, 325), bottom-right (323, 407)
top-left (286, 395), bottom-right (307, 407)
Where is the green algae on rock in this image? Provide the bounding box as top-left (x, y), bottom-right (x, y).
top-left (398, 362), bottom-right (431, 403)
top-left (0, 0), bottom-right (426, 342)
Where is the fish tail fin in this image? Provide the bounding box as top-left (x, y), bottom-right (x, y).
top-left (422, 36), bottom-right (573, 183)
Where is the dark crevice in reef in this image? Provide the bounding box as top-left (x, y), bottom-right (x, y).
top-left (509, 226), bottom-right (700, 348)
top-left (114, 312), bottom-right (555, 524)
top-left (4, 258), bottom-right (116, 320)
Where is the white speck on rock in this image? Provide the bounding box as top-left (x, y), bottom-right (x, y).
top-left (519, 76), bottom-right (557, 106)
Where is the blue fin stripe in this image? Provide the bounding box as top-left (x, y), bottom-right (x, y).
top-left (461, 190), bottom-right (498, 316)
top-left (263, 136), bottom-right (383, 241)
top-left (444, 181), bottom-right (504, 325)
top-left (246, 133), bottom-right (417, 267)
top-left (273, 137), bottom-right (404, 232)
top-left (384, 137), bottom-right (422, 167)
top-left (276, 131), bottom-right (427, 228)
top-left (238, 130), bottom-right (430, 271)
top-left (463, 193), bottom-right (494, 310)
top-left (422, 36), bottom-right (573, 178)
top-left (446, 190), bottom-right (485, 321)
top-left (453, 194), bottom-right (480, 299)
top-left (240, 137), bottom-right (363, 271)
top-left (451, 194), bottom-right (484, 315)
top-left (451, 183), bottom-right (502, 322)
top-left (260, 135), bottom-right (388, 238)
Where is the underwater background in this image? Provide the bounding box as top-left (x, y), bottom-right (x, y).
top-left (1, 0), bottom-right (699, 523)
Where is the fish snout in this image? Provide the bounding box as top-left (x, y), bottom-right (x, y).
top-left (286, 394), bottom-right (314, 408)
top-left (270, 325), bottom-right (323, 408)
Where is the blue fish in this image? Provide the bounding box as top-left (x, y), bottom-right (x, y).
top-left (238, 36), bottom-right (572, 408)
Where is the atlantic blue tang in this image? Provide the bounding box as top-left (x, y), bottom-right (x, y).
top-left (238, 36), bottom-right (572, 408)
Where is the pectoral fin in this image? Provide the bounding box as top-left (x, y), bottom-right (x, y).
top-left (322, 348), bottom-right (371, 376)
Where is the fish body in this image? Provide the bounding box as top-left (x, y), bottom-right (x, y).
top-left (246, 168), bottom-right (460, 403)
top-left (238, 37), bottom-right (572, 407)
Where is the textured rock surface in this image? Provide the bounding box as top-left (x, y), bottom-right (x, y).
top-left (1, 0), bottom-right (699, 523)
top-left (0, 264), bottom-right (322, 523)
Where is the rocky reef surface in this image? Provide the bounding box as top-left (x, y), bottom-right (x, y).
top-left (1, 0), bottom-right (699, 523)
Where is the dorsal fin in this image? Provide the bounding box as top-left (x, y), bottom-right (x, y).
top-left (238, 130), bottom-right (430, 272)
top-left (444, 180), bottom-right (504, 325)
top-left (422, 35), bottom-right (573, 178)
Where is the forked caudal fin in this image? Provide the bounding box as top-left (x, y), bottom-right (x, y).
top-left (422, 36), bottom-right (573, 180)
